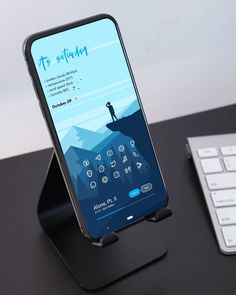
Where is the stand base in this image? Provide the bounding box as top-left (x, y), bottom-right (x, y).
top-left (38, 153), bottom-right (168, 290)
top-left (47, 217), bottom-right (166, 290)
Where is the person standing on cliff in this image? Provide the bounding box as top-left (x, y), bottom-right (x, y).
top-left (106, 101), bottom-right (118, 122)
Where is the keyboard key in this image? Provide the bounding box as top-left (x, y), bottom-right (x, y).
top-left (221, 145), bottom-right (236, 156)
top-left (222, 226), bottom-right (236, 247)
top-left (197, 147), bottom-right (218, 158)
top-left (200, 158), bottom-right (222, 174)
top-left (206, 173), bottom-right (236, 190)
top-left (216, 207), bottom-right (236, 225)
top-left (223, 156), bottom-right (236, 171)
top-left (211, 189), bottom-right (236, 207)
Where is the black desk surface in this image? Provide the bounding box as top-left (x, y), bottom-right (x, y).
top-left (1, 105), bottom-right (236, 295)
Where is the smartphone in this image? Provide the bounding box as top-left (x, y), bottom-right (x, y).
top-left (24, 14), bottom-right (168, 240)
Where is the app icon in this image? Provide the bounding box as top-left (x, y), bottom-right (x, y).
top-left (113, 171), bottom-right (120, 178)
top-left (90, 181), bottom-right (96, 189)
top-left (125, 166), bottom-right (131, 174)
top-left (136, 162), bottom-right (142, 169)
top-left (98, 165), bottom-right (105, 173)
top-left (133, 152), bottom-right (140, 157)
top-left (83, 159), bottom-right (90, 166)
top-left (86, 170), bottom-right (93, 177)
top-left (122, 155), bottom-right (128, 163)
top-left (106, 150), bottom-right (113, 157)
top-left (118, 145), bottom-right (125, 152)
top-left (130, 140), bottom-right (135, 147)
top-left (95, 154), bottom-right (101, 161)
top-left (102, 176), bottom-right (108, 183)
top-left (110, 160), bottom-right (116, 168)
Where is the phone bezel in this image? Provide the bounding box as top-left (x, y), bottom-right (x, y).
top-left (23, 14), bottom-right (169, 240)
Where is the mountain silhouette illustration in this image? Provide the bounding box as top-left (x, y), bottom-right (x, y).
top-left (61, 126), bottom-right (107, 153)
top-left (65, 145), bottom-right (98, 177)
top-left (118, 99), bottom-right (139, 118)
top-left (92, 132), bottom-right (120, 152)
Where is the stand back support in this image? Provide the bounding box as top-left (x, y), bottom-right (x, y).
top-left (38, 153), bottom-right (170, 290)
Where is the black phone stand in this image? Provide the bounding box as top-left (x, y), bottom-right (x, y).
top-left (38, 152), bottom-right (172, 290)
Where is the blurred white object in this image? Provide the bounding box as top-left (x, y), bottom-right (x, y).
top-left (0, 0), bottom-right (236, 159)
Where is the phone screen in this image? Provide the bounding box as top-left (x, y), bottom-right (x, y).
top-left (30, 17), bottom-right (168, 239)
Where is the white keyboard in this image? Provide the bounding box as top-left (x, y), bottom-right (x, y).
top-left (186, 133), bottom-right (236, 254)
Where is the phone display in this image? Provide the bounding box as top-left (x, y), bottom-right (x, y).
top-left (25, 15), bottom-right (168, 239)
